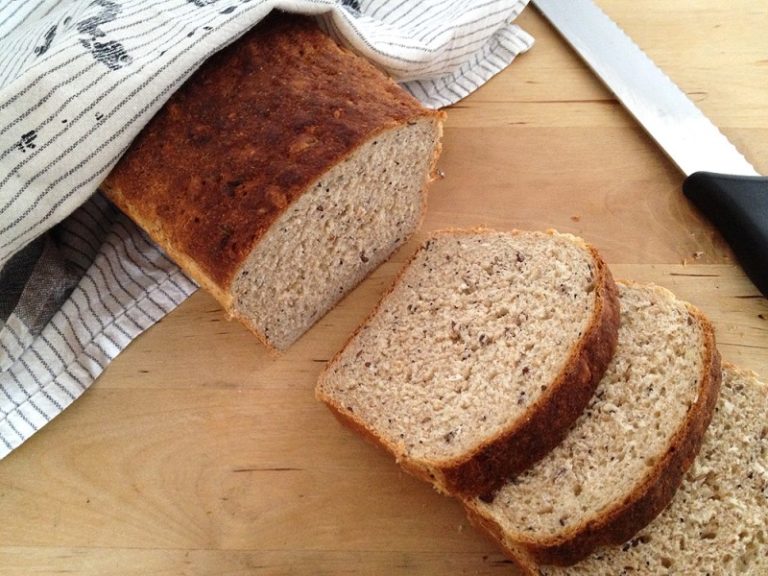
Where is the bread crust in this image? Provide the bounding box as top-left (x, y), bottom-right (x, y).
top-left (466, 284), bottom-right (723, 570)
top-left (317, 229), bottom-right (621, 498)
top-left (439, 242), bottom-right (620, 497)
top-left (101, 12), bottom-right (441, 295)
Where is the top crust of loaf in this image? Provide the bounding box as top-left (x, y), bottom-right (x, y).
top-left (317, 229), bottom-right (620, 497)
top-left (101, 12), bottom-right (441, 295)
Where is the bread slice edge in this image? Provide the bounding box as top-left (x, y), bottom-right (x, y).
top-left (464, 282), bottom-right (723, 570)
top-left (316, 229), bottom-right (620, 497)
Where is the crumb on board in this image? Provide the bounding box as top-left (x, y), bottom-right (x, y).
top-left (570, 215), bottom-right (580, 222)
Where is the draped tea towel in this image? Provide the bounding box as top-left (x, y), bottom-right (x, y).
top-left (0, 0), bottom-right (533, 458)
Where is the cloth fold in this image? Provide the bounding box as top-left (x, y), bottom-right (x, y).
top-left (0, 0), bottom-right (533, 459)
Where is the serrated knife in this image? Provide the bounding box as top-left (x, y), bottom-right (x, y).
top-left (532, 0), bottom-right (768, 297)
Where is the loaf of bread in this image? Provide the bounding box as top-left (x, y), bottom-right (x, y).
top-left (465, 283), bottom-right (722, 573)
top-left (540, 363), bottom-right (767, 575)
top-left (101, 13), bottom-right (444, 350)
top-left (316, 229), bottom-right (620, 497)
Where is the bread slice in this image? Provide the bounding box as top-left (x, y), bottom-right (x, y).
top-left (540, 363), bottom-right (767, 575)
top-left (101, 13), bottom-right (444, 351)
top-left (316, 229), bottom-right (620, 497)
top-left (465, 283), bottom-right (722, 572)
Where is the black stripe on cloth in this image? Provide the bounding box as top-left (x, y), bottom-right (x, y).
top-left (59, 219), bottom-right (105, 255)
top-left (50, 312), bottom-right (105, 372)
top-left (2, 414), bottom-right (26, 441)
top-left (38, 334), bottom-right (80, 390)
top-left (0, 339), bottom-right (15, 368)
top-left (7, 378), bottom-right (41, 430)
top-left (367, 0), bottom-right (408, 21)
top-left (85, 260), bottom-right (145, 333)
top-left (100, 236), bottom-right (163, 325)
top-left (0, 61), bottom-right (102, 141)
top-left (0, 315), bottom-right (32, 371)
top-left (22, 350), bottom-right (71, 408)
top-left (324, 0), bottom-right (523, 79)
top-left (0, 430), bottom-right (12, 450)
top-left (404, 21), bottom-right (531, 107)
top-left (81, 266), bottom-right (135, 342)
top-left (0, 380), bottom-right (18, 410)
top-left (26, 395), bottom-right (52, 424)
top-left (42, 0), bottom-right (69, 19)
top-left (0, 0), bottom-right (46, 40)
top-left (71, 279), bottom-right (123, 351)
top-left (0, 21), bottom-right (43, 84)
top-left (78, 198), bottom-right (114, 237)
top-left (0, 1), bottom-right (274, 249)
top-left (0, 3), bottom-right (204, 164)
top-left (417, 0), bottom-right (506, 45)
top-left (388, 0), bottom-right (449, 35)
top-left (111, 221), bottom-right (182, 311)
top-left (0, 0), bottom-right (183, 111)
top-left (0, 0), bottom-right (75, 83)
top-left (2, 0), bottom-right (204, 124)
top-left (114, 217), bottom-right (177, 276)
top-left (324, 9), bottom-right (436, 66)
top-left (414, 2), bottom-right (509, 54)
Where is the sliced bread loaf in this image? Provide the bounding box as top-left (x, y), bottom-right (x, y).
top-left (465, 283), bottom-right (722, 572)
top-left (540, 363), bottom-right (768, 575)
top-left (101, 13), bottom-right (444, 351)
top-left (316, 229), bottom-right (620, 497)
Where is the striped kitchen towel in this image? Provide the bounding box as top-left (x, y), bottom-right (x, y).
top-left (0, 0), bottom-right (533, 459)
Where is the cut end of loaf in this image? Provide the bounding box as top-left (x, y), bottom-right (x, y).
top-left (100, 13), bottom-right (445, 352)
top-left (317, 229), bottom-right (619, 496)
top-left (231, 117), bottom-right (442, 350)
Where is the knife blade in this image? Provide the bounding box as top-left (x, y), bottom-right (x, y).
top-left (532, 0), bottom-right (768, 297)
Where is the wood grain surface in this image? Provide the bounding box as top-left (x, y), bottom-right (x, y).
top-left (2, 2), bottom-right (767, 575)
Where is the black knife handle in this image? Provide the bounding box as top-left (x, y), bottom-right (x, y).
top-left (683, 171), bottom-right (768, 298)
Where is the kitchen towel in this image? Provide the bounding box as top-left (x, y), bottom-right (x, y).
top-left (0, 0), bottom-right (534, 459)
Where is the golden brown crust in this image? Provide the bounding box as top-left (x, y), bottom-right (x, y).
top-left (101, 12), bottom-right (440, 292)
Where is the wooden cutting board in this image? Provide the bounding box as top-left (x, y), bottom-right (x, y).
top-left (1, 2), bottom-right (766, 574)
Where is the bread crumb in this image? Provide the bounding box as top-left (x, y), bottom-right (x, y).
top-left (693, 251), bottom-right (704, 260)
top-left (570, 215), bottom-right (581, 222)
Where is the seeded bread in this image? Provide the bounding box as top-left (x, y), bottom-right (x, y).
top-left (465, 283), bottom-right (722, 572)
top-left (540, 363), bottom-right (767, 575)
top-left (101, 13), bottom-right (444, 351)
top-left (316, 229), bottom-right (620, 497)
